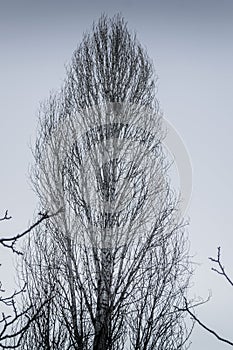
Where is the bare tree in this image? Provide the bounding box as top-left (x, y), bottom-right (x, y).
top-left (11, 14), bottom-right (192, 350)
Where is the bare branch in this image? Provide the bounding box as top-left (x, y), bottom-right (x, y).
top-left (0, 208), bottom-right (62, 254)
top-left (0, 211), bottom-right (12, 222)
top-left (180, 297), bottom-right (233, 347)
top-left (179, 247), bottom-right (233, 348)
top-left (209, 247), bottom-right (233, 287)
top-left (0, 208), bottom-right (60, 347)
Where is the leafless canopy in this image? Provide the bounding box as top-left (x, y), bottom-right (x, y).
top-left (10, 15), bottom-right (192, 350)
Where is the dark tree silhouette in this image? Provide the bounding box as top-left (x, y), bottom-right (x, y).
top-left (10, 14), bottom-right (192, 350)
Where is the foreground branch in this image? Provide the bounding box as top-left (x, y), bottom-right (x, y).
top-left (0, 208), bottom-right (62, 254)
top-left (209, 246), bottom-right (233, 288)
top-left (181, 297), bottom-right (233, 347)
top-left (0, 208), bottom-right (60, 347)
top-left (179, 247), bottom-right (233, 348)
top-left (0, 211), bottom-right (12, 222)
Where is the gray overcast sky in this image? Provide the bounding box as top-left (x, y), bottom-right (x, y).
top-left (1, 1), bottom-right (233, 348)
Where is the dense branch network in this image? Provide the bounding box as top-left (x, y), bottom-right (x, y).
top-left (8, 15), bottom-right (192, 350)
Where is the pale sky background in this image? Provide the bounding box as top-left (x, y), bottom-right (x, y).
top-left (1, 1), bottom-right (233, 348)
